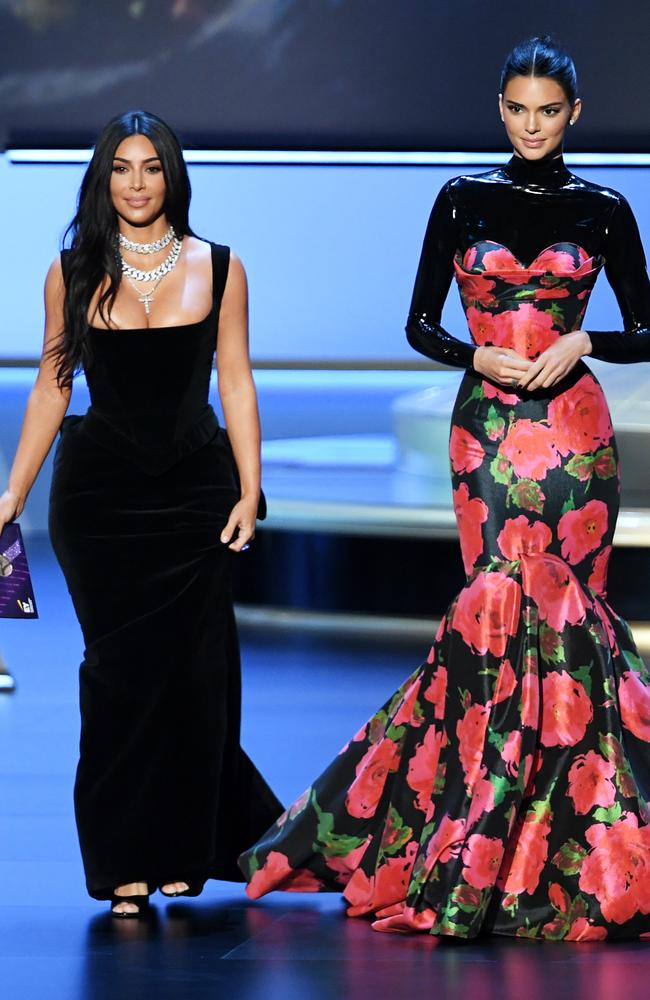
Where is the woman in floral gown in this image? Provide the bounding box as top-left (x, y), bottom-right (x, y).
top-left (239, 37), bottom-right (650, 940)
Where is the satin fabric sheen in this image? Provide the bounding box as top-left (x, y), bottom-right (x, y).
top-left (406, 154), bottom-right (650, 367)
top-left (238, 162), bottom-right (650, 941)
top-left (50, 242), bottom-right (282, 899)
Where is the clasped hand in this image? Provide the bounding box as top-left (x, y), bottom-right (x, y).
top-left (473, 331), bottom-right (592, 391)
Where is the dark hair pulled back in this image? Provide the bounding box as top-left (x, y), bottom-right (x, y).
top-left (499, 35), bottom-right (578, 105)
top-left (51, 110), bottom-right (193, 387)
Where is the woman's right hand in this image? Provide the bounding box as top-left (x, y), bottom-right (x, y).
top-left (0, 490), bottom-right (21, 537)
top-left (473, 346), bottom-right (532, 387)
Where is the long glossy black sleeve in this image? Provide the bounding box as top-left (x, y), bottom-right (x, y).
top-left (587, 195), bottom-right (650, 363)
top-left (405, 184), bottom-right (477, 368)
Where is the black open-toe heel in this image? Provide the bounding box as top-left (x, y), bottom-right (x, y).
top-left (159, 881), bottom-right (203, 899)
top-left (110, 892), bottom-right (150, 919)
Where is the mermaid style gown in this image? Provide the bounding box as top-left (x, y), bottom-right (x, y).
top-left (50, 242), bottom-right (282, 900)
top-left (239, 156), bottom-right (650, 940)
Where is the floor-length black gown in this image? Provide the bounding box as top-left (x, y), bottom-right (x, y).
top-left (238, 156), bottom-right (650, 940)
top-left (49, 241), bottom-right (282, 900)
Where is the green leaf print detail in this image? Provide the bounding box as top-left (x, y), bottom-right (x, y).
top-left (615, 763), bottom-right (637, 799)
top-left (451, 885), bottom-right (484, 913)
top-left (514, 287), bottom-right (536, 299)
top-left (571, 894), bottom-right (589, 920)
top-left (599, 732), bottom-right (625, 767)
top-left (420, 820), bottom-right (436, 844)
top-left (488, 729), bottom-right (507, 753)
top-left (545, 301), bottom-right (565, 325)
top-left (523, 647), bottom-right (539, 675)
top-left (598, 733), bottom-right (636, 797)
top-left (564, 447), bottom-right (615, 488)
top-left (621, 648), bottom-right (650, 682)
top-left (523, 603), bottom-right (538, 630)
top-left (245, 852), bottom-right (260, 877)
top-left (458, 687), bottom-right (471, 709)
top-left (517, 921), bottom-right (541, 940)
top-left (561, 491), bottom-right (576, 515)
top-left (539, 623), bottom-right (566, 665)
top-left (594, 447), bottom-right (617, 480)
top-left (311, 791), bottom-right (367, 858)
top-left (368, 712), bottom-right (388, 744)
top-left (484, 405), bottom-right (506, 442)
top-left (379, 806), bottom-right (414, 858)
top-left (546, 889), bottom-right (592, 941)
top-left (542, 916), bottom-right (569, 941)
top-left (386, 677), bottom-right (415, 718)
top-left (490, 773), bottom-right (515, 807)
top-left (565, 453), bottom-right (596, 485)
top-left (551, 839), bottom-right (587, 876)
top-left (434, 759), bottom-right (447, 795)
top-left (593, 802), bottom-right (623, 824)
top-left (460, 383), bottom-right (485, 410)
top-left (490, 453), bottom-right (514, 486)
top-left (569, 662), bottom-right (593, 698)
top-left (530, 781), bottom-right (556, 824)
top-left (411, 699), bottom-right (425, 727)
top-left (433, 908), bottom-right (470, 937)
top-left (588, 623), bottom-right (604, 648)
top-left (385, 724), bottom-right (406, 742)
top-left (507, 479), bottom-right (545, 515)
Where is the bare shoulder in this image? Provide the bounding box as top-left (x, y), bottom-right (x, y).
top-left (224, 250), bottom-right (247, 292)
top-left (183, 235), bottom-right (213, 266)
top-left (44, 256), bottom-right (65, 306)
top-left (45, 255), bottom-right (64, 284)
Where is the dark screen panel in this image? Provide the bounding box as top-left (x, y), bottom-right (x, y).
top-left (1, 0), bottom-right (648, 151)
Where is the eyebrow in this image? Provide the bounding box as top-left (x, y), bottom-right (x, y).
top-left (112, 155), bottom-right (161, 163)
top-left (505, 100), bottom-right (565, 109)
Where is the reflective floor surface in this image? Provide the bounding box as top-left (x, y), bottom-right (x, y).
top-left (2, 537), bottom-right (650, 1000)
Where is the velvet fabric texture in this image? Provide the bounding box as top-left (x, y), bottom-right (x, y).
top-left (49, 242), bottom-right (282, 900)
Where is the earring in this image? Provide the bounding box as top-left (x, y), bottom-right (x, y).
top-left (569, 119), bottom-right (575, 126)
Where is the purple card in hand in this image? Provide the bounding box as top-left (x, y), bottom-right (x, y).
top-left (0, 524), bottom-right (38, 619)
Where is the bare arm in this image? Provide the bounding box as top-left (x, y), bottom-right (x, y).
top-left (216, 252), bottom-right (261, 553)
top-left (0, 258), bottom-right (71, 533)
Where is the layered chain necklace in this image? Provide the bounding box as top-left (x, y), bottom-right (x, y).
top-left (117, 225), bottom-right (183, 315)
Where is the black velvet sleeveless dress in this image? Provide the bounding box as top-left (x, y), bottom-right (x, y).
top-left (49, 241), bottom-right (282, 900)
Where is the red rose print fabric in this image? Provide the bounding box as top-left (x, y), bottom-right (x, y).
top-left (239, 242), bottom-right (650, 941)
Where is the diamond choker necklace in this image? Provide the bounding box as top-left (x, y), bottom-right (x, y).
top-left (118, 225), bottom-right (175, 255)
top-left (119, 234), bottom-right (183, 284)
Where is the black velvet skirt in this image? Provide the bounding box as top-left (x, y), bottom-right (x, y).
top-left (49, 415), bottom-right (282, 900)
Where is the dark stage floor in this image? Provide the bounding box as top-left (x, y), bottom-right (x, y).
top-left (2, 537), bottom-right (650, 1000)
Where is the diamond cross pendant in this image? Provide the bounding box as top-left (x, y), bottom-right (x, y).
top-left (138, 290), bottom-right (154, 315)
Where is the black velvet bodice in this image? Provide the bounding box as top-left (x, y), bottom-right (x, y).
top-left (406, 155), bottom-right (650, 366)
top-left (62, 242), bottom-right (230, 473)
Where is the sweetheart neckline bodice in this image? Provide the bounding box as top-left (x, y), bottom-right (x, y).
top-left (455, 241), bottom-right (601, 275)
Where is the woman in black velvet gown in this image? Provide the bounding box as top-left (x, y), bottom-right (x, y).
top-left (239, 38), bottom-right (650, 940)
top-left (0, 110), bottom-right (282, 916)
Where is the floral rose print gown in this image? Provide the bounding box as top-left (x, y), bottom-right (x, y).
top-left (239, 156), bottom-right (650, 940)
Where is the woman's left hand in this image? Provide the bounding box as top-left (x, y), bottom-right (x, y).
top-left (517, 330), bottom-right (592, 392)
top-left (221, 495), bottom-right (259, 552)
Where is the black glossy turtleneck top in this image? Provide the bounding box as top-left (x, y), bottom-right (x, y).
top-left (406, 154), bottom-right (650, 366)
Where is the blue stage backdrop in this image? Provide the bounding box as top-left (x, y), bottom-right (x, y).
top-left (1, 0), bottom-right (649, 151)
top-left (0, 155), bottom-right (648, 364)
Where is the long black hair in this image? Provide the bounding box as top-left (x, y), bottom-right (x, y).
top-left (52, 110), bottom-right (194, 387)
top-left (499, 35), bottom-right (578, 105)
